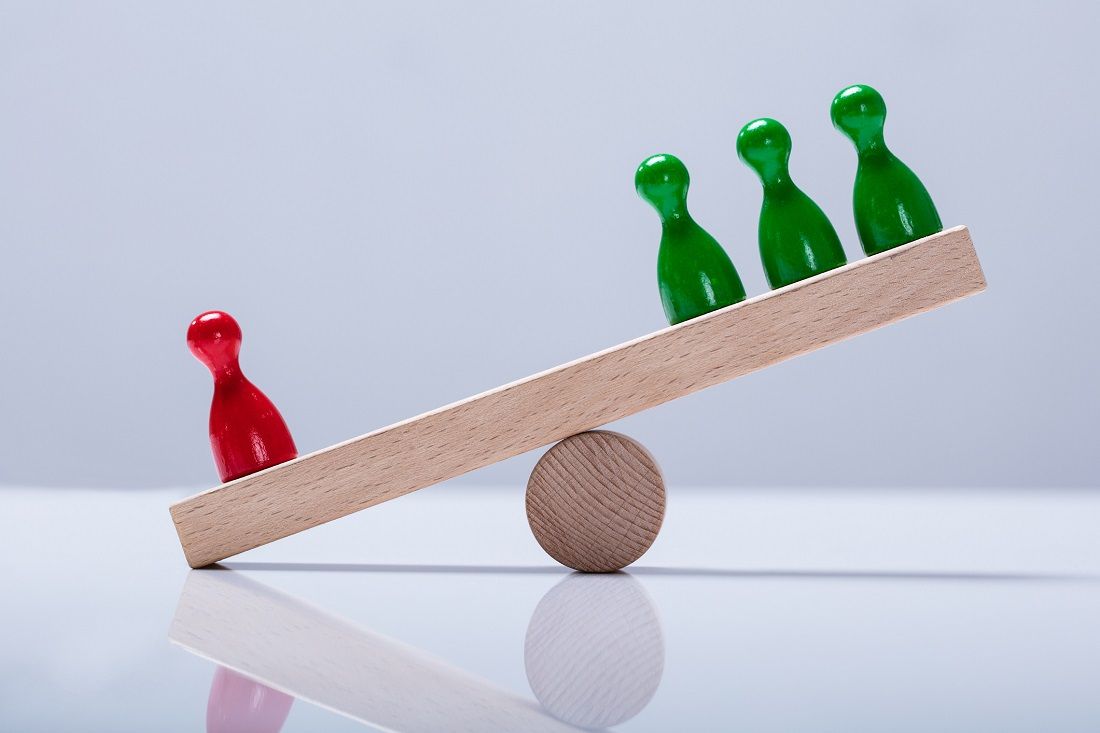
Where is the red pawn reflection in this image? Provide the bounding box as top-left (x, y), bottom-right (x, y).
top-left (206, 667), bottom-right (293, 733)
top-left (187, 311), bottom-right (298, 482)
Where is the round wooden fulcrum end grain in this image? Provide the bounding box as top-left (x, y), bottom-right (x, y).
top-left (526, 431), bottom-right (665, 573)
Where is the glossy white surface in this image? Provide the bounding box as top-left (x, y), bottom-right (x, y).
top-left (2, 485), bottom-right (1099, 731)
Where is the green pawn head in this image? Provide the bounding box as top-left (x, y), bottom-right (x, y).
top-left (736, 118), bottom-right (793, 187)
top-left (635, 154), bottom-right (690, 221)
top-left (831, 84), bottom-right (887, 152)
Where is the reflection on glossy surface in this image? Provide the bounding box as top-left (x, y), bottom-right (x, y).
top-left (207, 667), bottom-right (293, 733)
top-left (525, 573), bottom-right (664, 728)
top-left (171, 569), bottom-right (665, 731)
top-left (171, 570), bottom-right (589, 731)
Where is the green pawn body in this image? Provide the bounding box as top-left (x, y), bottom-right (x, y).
top-left (736, 118), bottom-right (847, 289)
top-left (831, 84), bottom-right (942, 255)
top-left (635, 154), bottom-right (747, 326)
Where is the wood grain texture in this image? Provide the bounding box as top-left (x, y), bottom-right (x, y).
top-left (170, 570), bottom-right (588, 733)
top-left (171, 225), bottom-right (985, 567)
top-left (526, 431), bottom-right (665, 573)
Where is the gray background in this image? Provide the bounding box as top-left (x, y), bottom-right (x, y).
top-left (0, 1), bottom-right (1095, 489)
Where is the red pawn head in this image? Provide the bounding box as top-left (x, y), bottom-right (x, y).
top-left (188, 311), bottom-right (298, 482)
top-left (188, 310), bottom-right (244, 379)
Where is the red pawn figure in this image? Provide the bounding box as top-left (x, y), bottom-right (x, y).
top-left (187, 311), bottom-right (298, 482)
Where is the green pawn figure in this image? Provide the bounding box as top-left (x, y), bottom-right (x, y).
top-left (736, 118), bottom-right (847, 289)
top-left (635, 154), bottom-right (747, 325)
top-left (831, 84), bottom-right (943, 255)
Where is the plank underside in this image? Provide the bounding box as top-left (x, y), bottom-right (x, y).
top-left (171, 225), bottom-right (985, 567)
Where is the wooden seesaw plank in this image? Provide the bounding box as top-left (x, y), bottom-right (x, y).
top-left (171, 225), bottom-right (985, 567)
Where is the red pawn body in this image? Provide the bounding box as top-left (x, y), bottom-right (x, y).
top-left (187, 311), bottom-right (298, 482)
